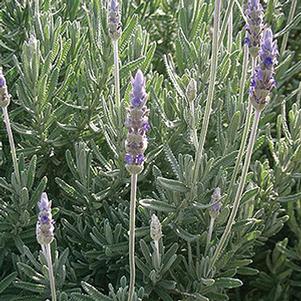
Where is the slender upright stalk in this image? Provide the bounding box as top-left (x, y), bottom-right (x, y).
top-left (128, 174), bottom-right (137, 301)
top-left (2, 106), bottom-right (20, 184)
top-left (238, 45), bottom-right (250, 104)
top-left (154, 240), bottom-right (160, 266)
top-left (125, 70), bottom-right (148, 300)
top-left (218, 0), bottom-right (235, 49)
top-left (113, 40), bottom-right (121, 111)
top-left (189, 101), bottom-right (198, 150)
top-left (210, 109), bottom-right (261, 270)
top-left (228, 56), bottom-right (255, 194)
top-left (205, 217), bottom-right (215, 254)
top-left (43, 244), bottom-right (57, 301)
top-left (227, 8), bottom-right (233, 52)
top-left (192, 0), bottom-right (221, 192)
top-left (280, 0), bottom-right (297, 55)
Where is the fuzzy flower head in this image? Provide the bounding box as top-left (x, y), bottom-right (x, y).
top-left (150, 214), bottom-right (162, 242)
top-left (36, 192), bottom-right (54, 245)
top-left (250, 28), bottom-right (278, 111)
top-left (108, 0), bottom-right (122, 40)
top-left (0, 69), bottom-right (10, 108)
top-left (209, 187), bottom-right (222, 219)
top-left (245, 0), bottom-right (264, 57)
top-left (125, 70), bottom-right (149, 174)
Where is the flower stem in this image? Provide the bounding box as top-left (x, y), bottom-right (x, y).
top-left (280, 0), bottom-right (297, 55)
top-left (128, 173), bottom-right (137, 301)
top-left (154, 240), bottom-right (160, 267)
top-left (228, 55), bottom-right (255, 195)
top-left (238, 45), bottom-right (250, 104)
top-left (2, 106), bottom-right (20, 184)
top-left (218, 0), bottom-right (235, 49)
top-left (192, 0), bottom-right (221, 193)
top-left (44, 244), bottom-right (57, 301)
top-left (189, 101), bottom-right (198, 150)
top-left (227, 8), bottom-right (233, 52)
top-left (205, 217), bottom-right (215, 255)
top-left (210, 109), bottom-right (261, 270)
top-left (113, 39), bottom-right (121, 119)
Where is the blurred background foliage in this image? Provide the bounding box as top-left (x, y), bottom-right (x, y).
top-left (0, 0), bottom-right (300, 300)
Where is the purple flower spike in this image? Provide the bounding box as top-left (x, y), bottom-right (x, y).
top-left (245, 0), bottom-right (264, 57)
top-left (125, 70), bottom-right (149, 174)
top-left (108, 0), bottom-right (122, 40)
top-left (250, 28), bottom-right (278, 111)
top-left (36, 192), bottom-right (54, 245)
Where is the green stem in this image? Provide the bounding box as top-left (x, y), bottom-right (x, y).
top-left (2, 106), bottom-right (20, 184)
top-left (128, 173), bottom-right (137, 301)
top-left (210, 108), bottom-right (261, 270)
top-left (228, 55), bottom-right (255, 194)
top-left (218, 0), bottom-right (234, 49)
top-left (154, 240), bottom-right (160, 267)
top-left (192, 0), bottom-right (221, 193)
top-left (113, 39), bottom-right (121, 116)
top-left (205, 217), bottom-right (215, 254)
top-left (238, 45), bottom-right (250, 104)
top-left (280, 0), bottom-right (297, 55)
top-left (227, 8), bottom-right (233, 52)
top-left (189, 101), bottom-right (198, 150)
top-left (44, 244), bottom-right (57, 301)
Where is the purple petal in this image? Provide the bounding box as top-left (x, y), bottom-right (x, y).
top-left (135, 154), bottom-right (144, 165)
top-left (132, 97), bottom-right (142, 107)
top-left (125, 154), bottom-right (133, 164)
top-left (38, 192), bottom-right (50, 211)
top-left (0, 76), bottom-right (6, 88)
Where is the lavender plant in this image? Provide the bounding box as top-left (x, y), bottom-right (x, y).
top-left (0, 1), bottom-right (301, 301)
top-left (211, 26), bottom-right (278, 270)
top-left (229, 0), bottom-right (265, 194)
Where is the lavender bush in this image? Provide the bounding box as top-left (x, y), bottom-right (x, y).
top-left (0, 1), bottom-right (301, 301)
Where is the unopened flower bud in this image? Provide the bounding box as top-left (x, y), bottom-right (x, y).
top-left (186, 78), bottom-right (197, 102)
top-left (150, 214), bottom-right (162, 242)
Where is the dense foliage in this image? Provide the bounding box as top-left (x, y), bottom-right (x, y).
top-left (0, 0), bottom-right (300, 301)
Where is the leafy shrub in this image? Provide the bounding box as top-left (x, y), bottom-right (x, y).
top-left (0, 0), bottom-right (300, 301)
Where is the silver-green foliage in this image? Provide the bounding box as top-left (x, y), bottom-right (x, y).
top-left (0, 0), bottom-right (301, 300)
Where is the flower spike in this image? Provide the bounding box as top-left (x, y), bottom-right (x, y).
top-left (245, 0), bottom-right (264, 57)
top-left (125, 70), bottom-right (149, 175)
top-left (250, 28), bottom-right (278, 111)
